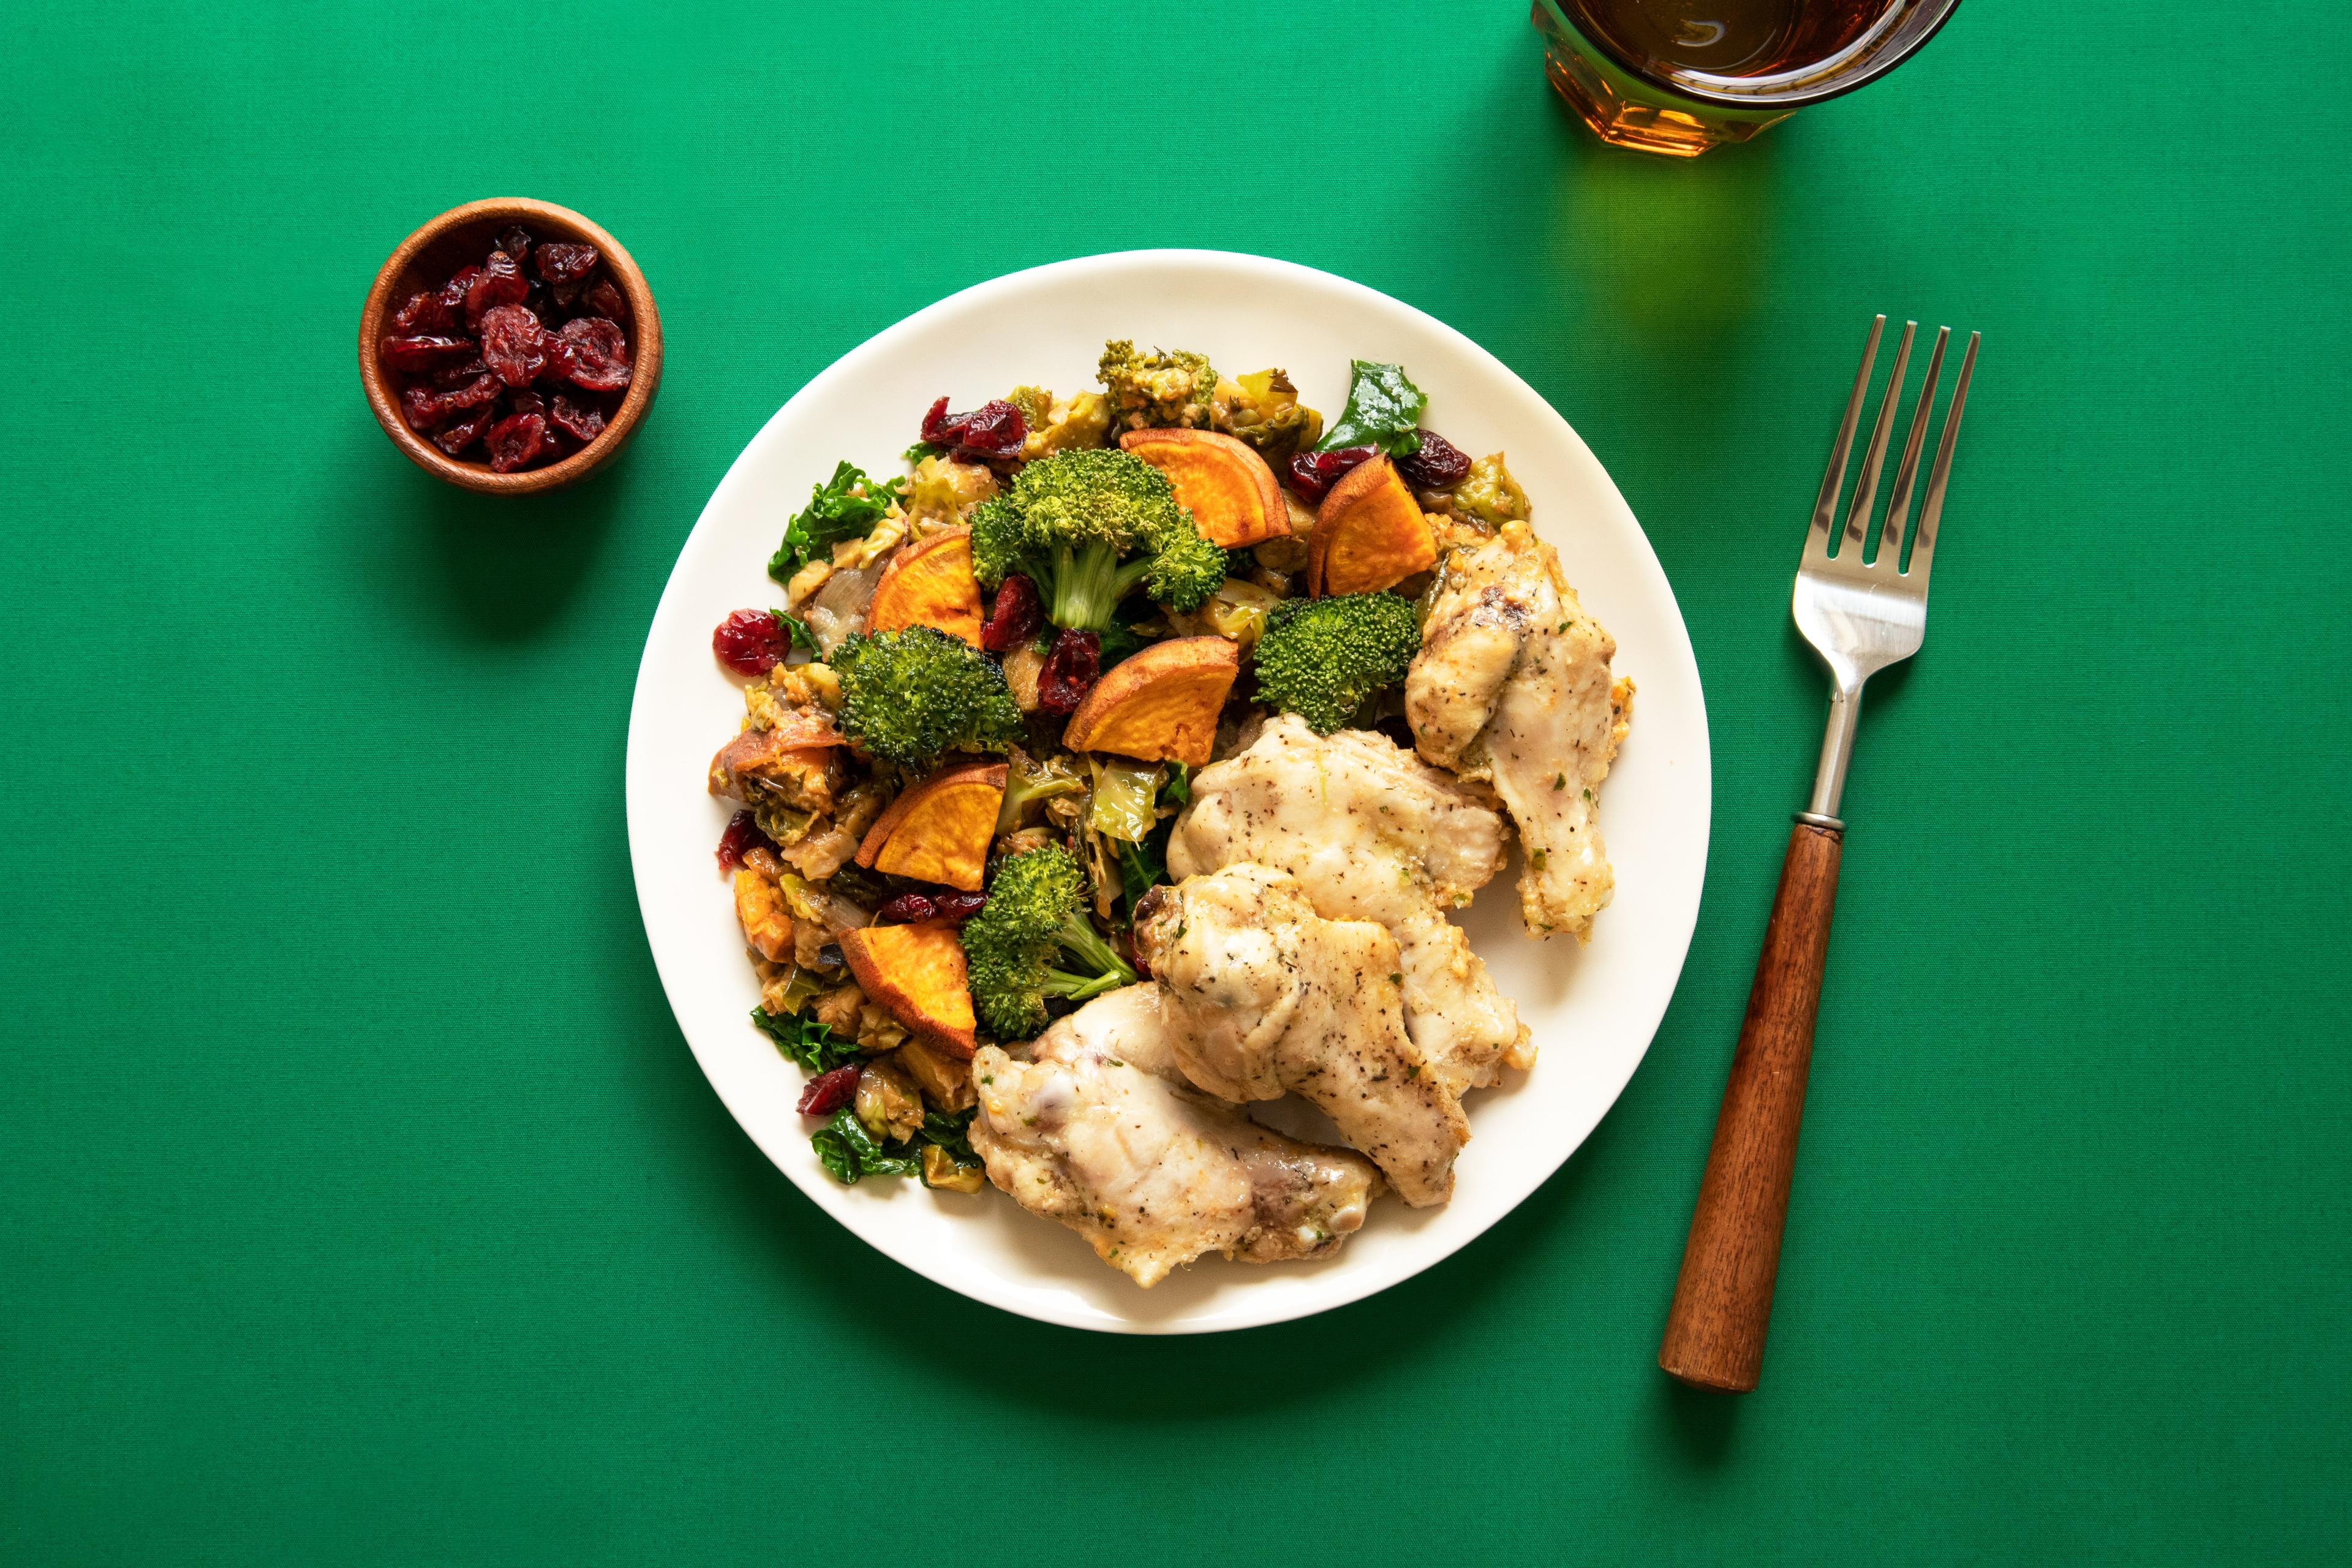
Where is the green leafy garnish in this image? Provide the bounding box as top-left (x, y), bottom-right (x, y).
top-left (1160, 763), bottom-right (1192, 809)
top-left (767, 460), bottom-right (902, 583)
top-left (810, 1104), bottom-right (979, 1187)
top-left (1117, 822), bottom-right (1174, 923)
top-left (811, 1107), bottom-right (922, 1185)
top-left (1096, 621), bottom-right (1147, 667)
top-left (918, 1109), bottom-right (982, 1170)
top-left (752, 1006), bottom-right (862, 1073)
top-left (770, 608), bottom-right (817, 654)
top-left (1316, 360), bottom-right (1427, 456)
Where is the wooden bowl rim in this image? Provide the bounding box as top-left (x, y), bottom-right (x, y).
top-left (358, 197), bottom-right (663, 496)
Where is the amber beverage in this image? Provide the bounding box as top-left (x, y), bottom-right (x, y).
top-left (1532, 0), bottom-right (1964, 157)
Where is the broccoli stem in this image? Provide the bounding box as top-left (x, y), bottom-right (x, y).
top-left (1041, 968), bottom-right (1125, 1005)
top-left (1057, 912), bottom-right (1138, 987)
top-left (1047, 540), bottom-right (1152, 633)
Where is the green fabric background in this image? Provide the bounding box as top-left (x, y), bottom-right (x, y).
top-left (3, 1), bottom-right (2345, 1561)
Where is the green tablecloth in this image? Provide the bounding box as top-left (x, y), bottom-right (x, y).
top-left (5, 2), bottom-right (2345, 1561)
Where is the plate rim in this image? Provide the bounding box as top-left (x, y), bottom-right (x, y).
top-left (625, 247), bottom-right (1711, 1333)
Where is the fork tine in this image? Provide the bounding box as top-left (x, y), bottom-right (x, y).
top-left (1842, 320), bottom-right (1915, 559)
top-left (1879, 325), bottom-right (1949, 569)
top-left (1806, 315), bottom-right (1883, 564)
top-left (1905, 331), bottom-right (1979, 587)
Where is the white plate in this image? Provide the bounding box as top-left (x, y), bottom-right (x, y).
top-left (625, 251), bottom-right (1710, 1334)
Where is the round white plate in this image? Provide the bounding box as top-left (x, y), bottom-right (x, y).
top-left (625, 251), bottom-right (1710, 1334)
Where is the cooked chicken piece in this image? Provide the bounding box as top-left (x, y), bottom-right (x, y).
top-left (969, 984), bottom-right (1381, 1287)
top-left (1407, 519), bottom-right (1632, 940)
top-left (1169, 714), bottom-right (1529, 1087)
top-left (1135, 865), bottom-right (1471, 1207)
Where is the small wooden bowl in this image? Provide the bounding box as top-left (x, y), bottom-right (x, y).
top-left (358, 197), bottom-right (663, 495)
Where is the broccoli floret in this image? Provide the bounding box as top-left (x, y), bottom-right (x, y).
top-left (1098, 339), bottom-right (1218, 431)
top-left (968, 448), bottom-right (1225, 630)
top-left (1005, 385), bottom-right (1055, 427)
top-left (1251, 592), bottom-right (1422, 735)
top-left (832, 625), bottom-right (1023, 767)
top-left (962, 845), bottom-right (1138, 1041)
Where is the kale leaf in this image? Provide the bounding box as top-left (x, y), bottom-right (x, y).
top-left (918, 1108), bottom-right (982, 1170)
top-left (752, 1006), bottom-right (862, 1073)
top-left (767, 460), bottom-right (902, 583)
top-left (809, 1106), bottom-right (977, 1186)
top-left (1316, 361), bottom-right (1427, 457)
top-left (810, 1107), bottom-right (922, 1185)
top-left (769, 608), bottom-right (817, 654)
top-left (1117, 819), bottom-right (1175, 923)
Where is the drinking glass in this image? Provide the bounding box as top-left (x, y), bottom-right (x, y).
top-left (1532, 0), bottom-right (1965, 157)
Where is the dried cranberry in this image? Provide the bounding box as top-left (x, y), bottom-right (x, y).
top-left (919, 396), bottom-right (1027, 463)
top-left (478, 304), bottom-right (547, 388)
top-left (712, 608), bottom-right (790, 675)
top-left (797, 1064), bottom-right (862, 1117)
top-left (933, 892), bottom-right (987, 922)
top-left (401, 378), bottom-right (494, 432)
top-left (1395, 429), bottom-right (1471, 491)
top-left (556, 317), bottom-right (632, 391)
top-left (484, 411), bottom-right (547, 472)
top-left (391, 288), bottom-right (455, 334)
top-left (508, 389), bottom-right (546, 419)
top-left (399, 385), bottom-right (451, 432)
top-left (582, 278), bottom-right (625, 320)
top-left (439, 267), bottom-right (480, 320)
top-left (981, 573), bottom-right (1044, 652)
top-left (1286, 445), bottom-right (1378, 503)
top-left (428, 357), bottom-right (489, 390)
top-left (1038, 628), bottom-right (1101, 717)
top-left (875, 892), bottom-right (940, 924)
top-left (379, 334), bottom-right (478, 373)
top-left (550, 393), bottom-right (606, 444)
top-left (445, 372), bottom-right (500, 409)
top-left (716, 809), bottom-right (778, 872)
top-left (536, 241), bottom-right (599, 283)
top-left (496, 225), bottom-right (535, 264)
top-left (549, 278), bottom-right (583, 311)
top-left (432, 404), bottom-right (497, 457)
top-left (465, 250), bottom-right (530, 323)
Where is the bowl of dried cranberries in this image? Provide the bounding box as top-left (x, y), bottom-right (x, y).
top-left (360, 197), bottom-right (663, 494)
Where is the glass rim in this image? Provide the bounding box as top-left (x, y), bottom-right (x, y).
top-left (1537, 0), bottom-right (1966, 111)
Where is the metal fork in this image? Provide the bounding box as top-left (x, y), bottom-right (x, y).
top-left (1659, 317), bottom-right (1980, 1393)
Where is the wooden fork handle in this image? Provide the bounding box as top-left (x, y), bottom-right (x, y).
top-left (1659, 818), bottom-right (1844, 1393)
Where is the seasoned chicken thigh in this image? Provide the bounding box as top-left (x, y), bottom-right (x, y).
top-left (1407, 520), bottom-right (1632, 940)
top-left (1169, 715), bottom-right (1530, 1086)
top-left (1136, 865), bottom-right (1471, 1207)
top-left (968, 984), bottom-right (1381, 1287)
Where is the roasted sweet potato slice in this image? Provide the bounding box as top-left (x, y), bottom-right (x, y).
top-left (866, 526), bottom-right (984, 645)
top-left (1118, 428), bottom-right (1286, 548)
top-left (1308, 455), bottom-right (1436, 597)
top-left (853, 761), bottom-right (1006, 892)
top-left (837, 922), bottom-right (977, 1057)
top-left (1062, 636), bottom-right (1239, 767)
